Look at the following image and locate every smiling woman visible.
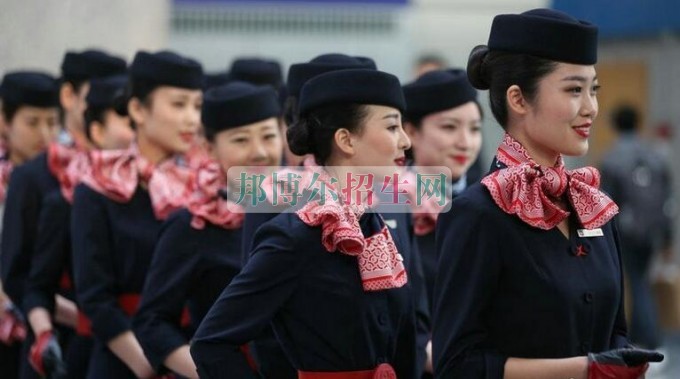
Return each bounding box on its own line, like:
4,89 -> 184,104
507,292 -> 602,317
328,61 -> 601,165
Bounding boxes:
70,50 -> 204,379
190,69 -> 423,378
433,8 -> 664,379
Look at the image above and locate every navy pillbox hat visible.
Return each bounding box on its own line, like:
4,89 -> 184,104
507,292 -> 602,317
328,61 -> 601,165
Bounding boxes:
130,50 -> 204,90
202,81 -> 281,133
86,75 -> 128,109
403,69 -> 477,120
488,8 -> 598,64
61,49 -> 127,82
298,69 -> 405,116
287,53 -> 377,98
203,71 -> 230,90
0,71 -> 59,108
229,58 -> 283,88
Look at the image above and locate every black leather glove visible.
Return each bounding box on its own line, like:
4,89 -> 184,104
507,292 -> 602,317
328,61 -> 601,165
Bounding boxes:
588,348 -> 664,379
29,330 -> 67,379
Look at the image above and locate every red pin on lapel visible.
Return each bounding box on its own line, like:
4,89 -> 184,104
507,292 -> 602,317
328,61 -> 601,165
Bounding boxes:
575,244 -> 588,257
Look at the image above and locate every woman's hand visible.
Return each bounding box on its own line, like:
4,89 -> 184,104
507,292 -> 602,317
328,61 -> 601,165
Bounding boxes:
587,348 -> 664,379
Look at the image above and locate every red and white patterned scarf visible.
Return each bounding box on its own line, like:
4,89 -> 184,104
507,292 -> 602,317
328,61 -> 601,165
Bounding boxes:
295,170 -> 407,292
481,133 -> 619,230
187,160 -> 244,230
82,144 -> 194,220
47,143 -> 92,204
185,141 -> 211,170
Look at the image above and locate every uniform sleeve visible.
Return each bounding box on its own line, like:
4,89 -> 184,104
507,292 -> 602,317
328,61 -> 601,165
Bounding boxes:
71,183 -> 129,342
432,196 -> 507,379
134,212 -> 200,372
609,219 -> 630,349
240,212 -> 277,266
23,192 -> 71,314
0,166 -> 40,306
190,217 -> 307,379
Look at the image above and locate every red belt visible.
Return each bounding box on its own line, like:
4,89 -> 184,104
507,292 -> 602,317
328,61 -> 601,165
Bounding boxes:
59,271 -> 73,291
298,363 -> 396,379
77,294 -> 191,336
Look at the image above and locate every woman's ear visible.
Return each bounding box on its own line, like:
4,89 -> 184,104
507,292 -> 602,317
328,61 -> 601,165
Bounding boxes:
89,121 -> 105,148
127,98 -> 146,127
59,83 -> 77,112
506,84 -> 529,116
333,128 -> 355,157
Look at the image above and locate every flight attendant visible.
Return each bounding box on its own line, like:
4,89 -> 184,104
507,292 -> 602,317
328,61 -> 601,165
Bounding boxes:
0,70 -> 60,379
191,68 -> 420,378
1,51 -> 126,379
433,9 -> 664,379
71,50 -> 202,379
134,81 -> 283,378
23,73 -> 133,379
401,68 -> 482,310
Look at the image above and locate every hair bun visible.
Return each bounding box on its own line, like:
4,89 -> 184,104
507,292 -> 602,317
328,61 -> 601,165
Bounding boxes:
286,119 -> 314,156
467,45 -> 491,90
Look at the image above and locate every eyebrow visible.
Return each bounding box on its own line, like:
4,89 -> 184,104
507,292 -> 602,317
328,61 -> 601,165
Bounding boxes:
561,75 -> 598,82
382,113 -> 400,120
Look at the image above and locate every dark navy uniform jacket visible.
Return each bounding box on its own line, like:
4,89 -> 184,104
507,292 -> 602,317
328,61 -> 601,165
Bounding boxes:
191,210 -> 420,379
432,161 -> 628,378
133,209 -> 242,372
23,190 -> 73,315
417,177 -> 468,312
1,153 -> 58,307
241,203 -> 430,377
416,231 -> 436,314
71,183 -> 162,344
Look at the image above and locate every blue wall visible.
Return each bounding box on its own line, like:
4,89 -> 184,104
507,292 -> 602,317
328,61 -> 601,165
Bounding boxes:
552,0 -> 680,39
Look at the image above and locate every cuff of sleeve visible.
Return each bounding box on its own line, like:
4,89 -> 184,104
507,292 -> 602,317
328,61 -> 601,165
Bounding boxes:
140,327 -> 188,372
190,341 -> 258,379
22,292 -> 55,316
486,353 -> 508,379
89,309 -> 131,343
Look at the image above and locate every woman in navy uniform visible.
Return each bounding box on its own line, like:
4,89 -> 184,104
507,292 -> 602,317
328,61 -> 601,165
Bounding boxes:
0,71 -> 60,379
242,55 -> 430,378
191,68 -> 420,378
433,9 -> 664,379
23,74 -> 132,379
1,51 -> 126,379
401,68 -> 482,311
134,81 -> 283,378
401,68 -> 483,377
70,50 -> 202,379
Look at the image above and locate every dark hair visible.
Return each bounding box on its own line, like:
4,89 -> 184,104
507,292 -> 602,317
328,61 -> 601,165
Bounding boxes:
283,96 -> 298,127
1,101 -> 21,123
611,105 -> 639,133
287,104 -> 368,165
84,106 -> 108,143
467,45 -> 558,127
128,78 -> 159,106
120,78 -> 159,130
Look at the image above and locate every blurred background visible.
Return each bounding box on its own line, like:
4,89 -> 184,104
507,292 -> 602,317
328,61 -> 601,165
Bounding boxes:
1,0 -> 679,376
